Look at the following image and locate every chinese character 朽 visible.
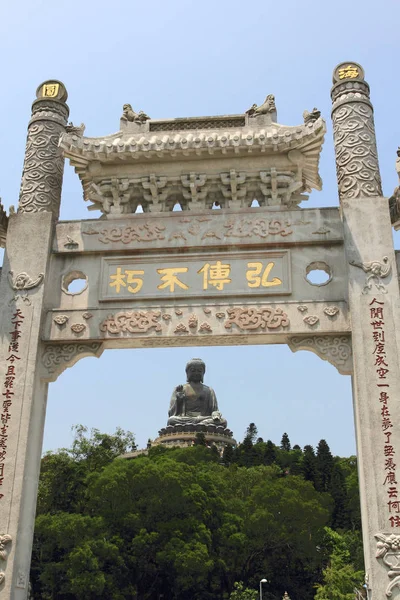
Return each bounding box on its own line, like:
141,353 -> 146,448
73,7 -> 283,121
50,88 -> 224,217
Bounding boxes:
246,262 -> 282,288
157,267 -> 189,292
109,268 -> 145,294
198,261 -> 231,291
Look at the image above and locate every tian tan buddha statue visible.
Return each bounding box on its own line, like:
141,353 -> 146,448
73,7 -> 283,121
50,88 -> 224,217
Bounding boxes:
167,358 -> 227,428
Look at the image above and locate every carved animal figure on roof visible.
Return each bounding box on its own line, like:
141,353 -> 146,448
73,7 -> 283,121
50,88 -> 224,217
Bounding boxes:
246,94 -> 276,116
0,199 -> 8,248
65,122 -> 86,136
303,107 -> 321,124
121,103 -> 150,123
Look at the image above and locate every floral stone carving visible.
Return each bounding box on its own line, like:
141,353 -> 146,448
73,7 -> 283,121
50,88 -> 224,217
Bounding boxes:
71,323 -> 86,334
324,306 -> 339,317
53,314 -> 69,326
100,311 -> 162,335
224,306 -> 289,331
303,315 -> 319,326
288,335 -> 352,375
8,270 -> 44,304
375,533 -> 400,597
0,533 -> 12,585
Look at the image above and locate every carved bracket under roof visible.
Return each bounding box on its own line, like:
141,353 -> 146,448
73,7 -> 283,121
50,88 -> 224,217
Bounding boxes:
41,342 -> 104,382
288,334 -> 352,375
59,103 -> 326,217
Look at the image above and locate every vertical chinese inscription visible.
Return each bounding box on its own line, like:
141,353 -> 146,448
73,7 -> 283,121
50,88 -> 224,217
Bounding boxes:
368,298 -> 399,528
0,308 -> 24,502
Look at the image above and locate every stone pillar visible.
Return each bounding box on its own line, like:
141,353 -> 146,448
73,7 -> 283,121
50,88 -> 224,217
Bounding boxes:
331,62 -> 382,200
0,81 -> 68,599
332,63 -> 400,599
18,80 -> 69,218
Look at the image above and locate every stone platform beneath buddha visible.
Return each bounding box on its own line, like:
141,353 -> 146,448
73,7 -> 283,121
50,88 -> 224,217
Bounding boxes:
156,424 -> 236,449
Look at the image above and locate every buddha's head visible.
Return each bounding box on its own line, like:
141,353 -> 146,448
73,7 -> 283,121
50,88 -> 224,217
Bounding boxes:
186,358 -> 205,383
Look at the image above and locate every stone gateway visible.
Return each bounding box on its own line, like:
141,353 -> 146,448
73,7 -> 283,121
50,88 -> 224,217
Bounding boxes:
0,63 -> 399,598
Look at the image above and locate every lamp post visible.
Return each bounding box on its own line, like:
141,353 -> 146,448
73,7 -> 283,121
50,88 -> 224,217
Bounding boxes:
259,578 -> 267,599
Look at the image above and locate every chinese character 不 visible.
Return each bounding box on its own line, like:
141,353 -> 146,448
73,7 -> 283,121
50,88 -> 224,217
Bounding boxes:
246,262 -> 282,288
157,268 -> 189,292
109,268 -> 145,294
198,261 -> 231,291
338,65 -> 359,79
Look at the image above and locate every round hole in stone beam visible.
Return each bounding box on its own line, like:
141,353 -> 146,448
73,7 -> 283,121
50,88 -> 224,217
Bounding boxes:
62,271 -> 88,295
305,262 -> 332,286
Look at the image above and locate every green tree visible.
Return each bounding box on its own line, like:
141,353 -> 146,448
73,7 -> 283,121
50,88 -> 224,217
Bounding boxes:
245,423 -> 258,443
229,581 -> 258,600
314,528 -> 364,600
280,432 -> 291,452
222,443 -> 235,466
264,440 -> 277,465
302,445 -> 318,487
316,440 -> 334,493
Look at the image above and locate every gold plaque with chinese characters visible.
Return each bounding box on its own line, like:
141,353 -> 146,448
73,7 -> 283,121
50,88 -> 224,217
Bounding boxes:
42,83 -> 60,98
332,62 -> 364,84
99,251 -> 291,301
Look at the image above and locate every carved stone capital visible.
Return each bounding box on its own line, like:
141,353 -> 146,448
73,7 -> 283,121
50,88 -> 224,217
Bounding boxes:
331,63 -> 382,201
288,334 -> 352,375
375,532 -> 400,597
0,534 -> 12,586
41,342 -> 103,382
18,80 -> 69,218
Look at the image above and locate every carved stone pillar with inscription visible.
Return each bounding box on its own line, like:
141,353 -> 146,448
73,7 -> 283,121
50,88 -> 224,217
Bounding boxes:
332,63 -> 400,599
18,80 -> 69,219
331,62 -> 382,201
0,82 -> 68,600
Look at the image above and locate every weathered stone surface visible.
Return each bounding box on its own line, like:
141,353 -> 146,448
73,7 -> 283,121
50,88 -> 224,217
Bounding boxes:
331,62 -> 382,201
18,81 -> 69,218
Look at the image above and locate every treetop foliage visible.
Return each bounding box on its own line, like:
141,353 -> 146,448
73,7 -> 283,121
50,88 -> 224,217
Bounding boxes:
31,425 -> 364,600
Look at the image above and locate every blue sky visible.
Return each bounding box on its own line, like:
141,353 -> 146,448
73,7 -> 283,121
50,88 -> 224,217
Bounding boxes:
1,0 -> 399,456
